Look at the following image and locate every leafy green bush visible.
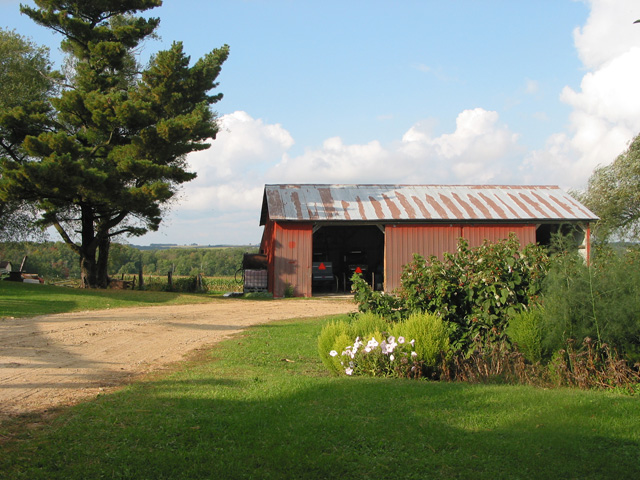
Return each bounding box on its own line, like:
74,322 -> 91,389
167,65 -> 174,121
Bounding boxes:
506,308 -> 544,363
351,274 -> 404,320
352,235 -> 549,353
391,312 -> 450,367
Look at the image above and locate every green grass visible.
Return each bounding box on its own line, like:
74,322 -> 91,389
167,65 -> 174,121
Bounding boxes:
1,315 -> 639,479
0,280 -> 222,318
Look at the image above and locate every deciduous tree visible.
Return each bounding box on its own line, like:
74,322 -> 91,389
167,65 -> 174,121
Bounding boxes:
581,133 -> 640,241
0,0 -> 229,287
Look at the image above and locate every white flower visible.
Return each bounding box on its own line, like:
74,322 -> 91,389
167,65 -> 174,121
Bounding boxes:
387,336 -> 395,344
411,351 -> 417,358
398,336 -> 405,344
367,337 -> 379,348
345,367 -> 353,375
380,340 -> 388,354
389,354 -> 395,361
329,350 -> 338,357
410,339 -> 415,346
364,346 -> 372,353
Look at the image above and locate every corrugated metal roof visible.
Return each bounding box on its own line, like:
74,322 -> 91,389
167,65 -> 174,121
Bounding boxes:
260,184 -> 598,225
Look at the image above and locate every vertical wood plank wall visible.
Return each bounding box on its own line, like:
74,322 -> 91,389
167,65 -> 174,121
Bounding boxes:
384,225 -> 461,292
462,224 -> 536,248
385,224 -> 537,292
273,222 -> 313,297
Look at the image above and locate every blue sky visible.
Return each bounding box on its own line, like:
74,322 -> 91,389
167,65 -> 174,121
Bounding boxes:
2,1 -> 640,246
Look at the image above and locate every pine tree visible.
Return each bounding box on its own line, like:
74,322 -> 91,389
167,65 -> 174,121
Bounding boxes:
0,1 -> 229,287
0,28 -> 55,241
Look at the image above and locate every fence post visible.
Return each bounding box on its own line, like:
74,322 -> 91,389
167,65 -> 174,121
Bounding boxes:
167,270 -> 173,290
138,267 -> 144,290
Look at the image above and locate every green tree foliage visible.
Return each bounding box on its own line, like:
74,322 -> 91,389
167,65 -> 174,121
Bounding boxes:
0,1 -> 229,288
0,28 -> 56,241
0,241 -> 252,279
581,133 -> 640,241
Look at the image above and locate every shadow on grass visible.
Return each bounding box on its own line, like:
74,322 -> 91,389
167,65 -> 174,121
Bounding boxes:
2,316 -> 639,480
3,372 -> 639,479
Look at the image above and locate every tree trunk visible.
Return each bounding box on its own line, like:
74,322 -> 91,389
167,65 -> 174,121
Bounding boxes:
78,239 -> 111,288
79,249 -> 98,288
96,235 -> 111,288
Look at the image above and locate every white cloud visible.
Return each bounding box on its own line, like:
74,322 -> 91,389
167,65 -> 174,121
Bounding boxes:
573,0 -> 640,69
267,108 -> 522,186
400,108 -> 522,184
523,0 -> 640,188
179,111 -> 293,212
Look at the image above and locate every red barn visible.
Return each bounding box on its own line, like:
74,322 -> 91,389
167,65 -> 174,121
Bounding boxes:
259,184 -> 598,298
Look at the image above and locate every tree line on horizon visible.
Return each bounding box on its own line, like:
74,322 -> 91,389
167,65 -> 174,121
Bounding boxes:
0,242 -> 256,280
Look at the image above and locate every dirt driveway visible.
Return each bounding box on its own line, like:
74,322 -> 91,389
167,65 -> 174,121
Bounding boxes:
0,297 -> 356,421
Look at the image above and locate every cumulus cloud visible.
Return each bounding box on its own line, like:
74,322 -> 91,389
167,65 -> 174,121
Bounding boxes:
267,108 -> 522,186
179,111 -> 293,212
400,108 -> 523,184
524,0 -> 640,188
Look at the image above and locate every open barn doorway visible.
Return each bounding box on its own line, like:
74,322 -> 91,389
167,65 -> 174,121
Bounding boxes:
312,225 -> 385,294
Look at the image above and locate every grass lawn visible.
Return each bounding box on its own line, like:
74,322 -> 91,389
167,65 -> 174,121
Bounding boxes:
1,313 -> 639,479
0,280 -> 223,318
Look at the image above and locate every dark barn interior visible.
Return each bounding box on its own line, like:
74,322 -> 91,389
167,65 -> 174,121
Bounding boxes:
312,224 -> 384,293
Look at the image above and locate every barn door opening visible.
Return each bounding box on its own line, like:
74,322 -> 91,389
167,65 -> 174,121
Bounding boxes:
312,225 -> 384,294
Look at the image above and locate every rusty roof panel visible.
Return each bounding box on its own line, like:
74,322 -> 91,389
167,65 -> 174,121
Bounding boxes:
260,185 -> 598,224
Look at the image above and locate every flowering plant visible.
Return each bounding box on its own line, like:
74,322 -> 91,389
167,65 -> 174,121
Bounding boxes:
332,334 -> 424,378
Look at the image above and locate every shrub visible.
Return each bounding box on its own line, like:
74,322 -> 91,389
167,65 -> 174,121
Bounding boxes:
318,320 -> 353,375
349,311 -> 389,339
400,236 -> 549,351
336,333 -> 423,378
351,235 -> 549,353
351,274 -> 404,320
540,244 -> 640,363
172,276 -> 198,293
391,312 -> 450,368
506,308 -> 544,363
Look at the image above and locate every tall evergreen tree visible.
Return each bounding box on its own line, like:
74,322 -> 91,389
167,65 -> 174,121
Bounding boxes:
0,28 -> 55,241
0,0 -> 228,287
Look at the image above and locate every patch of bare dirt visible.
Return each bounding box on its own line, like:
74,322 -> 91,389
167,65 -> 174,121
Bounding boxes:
0,297 -> 356,422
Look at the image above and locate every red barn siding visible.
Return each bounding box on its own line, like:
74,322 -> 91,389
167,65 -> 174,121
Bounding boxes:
384,224 -> 537,292
260,220 -> 276,296
462,224 -> 536,247
384,225 -> 461,292
271,222 -> 312,297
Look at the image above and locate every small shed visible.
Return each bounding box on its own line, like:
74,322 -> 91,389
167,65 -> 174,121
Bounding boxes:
259,184 -> 598,298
